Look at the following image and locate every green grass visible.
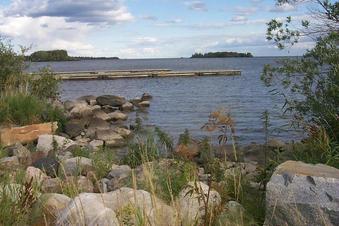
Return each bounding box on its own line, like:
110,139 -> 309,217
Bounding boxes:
0,94 -> 43,125
91,147 -> 117,179
0,93 -> 66,128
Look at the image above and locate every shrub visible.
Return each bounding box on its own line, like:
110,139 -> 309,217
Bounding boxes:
0,93 -> 66,128
91,147 -> 116,179
123,135 -> 160,168
30,68 -> 60,100
0,94 -> 43,125
0,37 -> 26,95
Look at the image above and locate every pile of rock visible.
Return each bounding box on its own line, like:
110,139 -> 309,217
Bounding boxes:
61,93 -> 152,150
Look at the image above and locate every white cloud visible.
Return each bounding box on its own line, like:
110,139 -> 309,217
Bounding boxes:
135,37 -> 158,45
231,16 -> 248,23
0,15 -> 94,56
5,0 -> 134,24
185,1 -> 208,12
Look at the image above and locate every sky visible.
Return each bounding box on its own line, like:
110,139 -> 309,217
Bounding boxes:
0,0 -> 320,58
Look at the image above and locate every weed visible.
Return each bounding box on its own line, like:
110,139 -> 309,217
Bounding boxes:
91,147 -> 116,179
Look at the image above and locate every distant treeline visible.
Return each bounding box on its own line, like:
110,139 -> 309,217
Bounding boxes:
27,50 -> 119,62
191,51 -> 253,58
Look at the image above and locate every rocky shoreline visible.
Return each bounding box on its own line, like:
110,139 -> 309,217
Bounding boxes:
0,93 -> 338,226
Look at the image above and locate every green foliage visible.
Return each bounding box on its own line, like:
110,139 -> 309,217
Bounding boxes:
292,128 -> 339,168
29,50 -> 72,62
191,51 -> 253,58
263,0 -> 339,167
178,129 -> 191,145
91,147 -> 116,179
216,169 -> 265,225
41,104 -> 67,131
155,127 -> 173,152
0,37 -> 26,94
0,94 -> 43,125
72,147 -> 90,158
30,68 -> 60,100
0,93 -> 66,127
0,170 -> 40,226
153,160 -> 196,202
124,135 -> 160,168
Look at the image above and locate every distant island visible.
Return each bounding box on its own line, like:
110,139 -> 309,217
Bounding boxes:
191,51 -> 253,58
28,50 -> 119,62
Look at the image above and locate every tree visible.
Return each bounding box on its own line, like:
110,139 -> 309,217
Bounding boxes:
0,37 -> 27,94
262,0 -> 338,165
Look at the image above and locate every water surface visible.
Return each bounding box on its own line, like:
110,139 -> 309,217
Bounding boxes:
29,57 -> 301,144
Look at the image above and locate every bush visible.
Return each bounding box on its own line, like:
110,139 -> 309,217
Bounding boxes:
30,68 -> 60,100
123,135 -> 160,168
0,93 -> 66,127
0,38 -> 26,94
0,94 -> 43,125
91,147 -> 116,179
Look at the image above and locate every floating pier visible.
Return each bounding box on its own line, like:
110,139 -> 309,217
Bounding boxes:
52,69 -> 241,80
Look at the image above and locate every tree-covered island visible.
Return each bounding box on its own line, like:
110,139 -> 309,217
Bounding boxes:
191,51 -> 253,58
28,50 -> 119,62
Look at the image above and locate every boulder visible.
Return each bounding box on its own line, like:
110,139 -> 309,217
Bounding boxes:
64,100 -> 76,111
138,100 -> 150,107
37,135 -> 76,155
178,181 -> 221,225
105,139 -> 126,148
121,102 -> 134,111
41,178 -> 62,193
86,118 -> 111,138
265,161 -> 339,226
9,143 -> 32,167
106,165 -> 131,191
141,93 -> 152,101
64,119 -> 87,138
25,166 -> 49,184
130,98 -> 142,106
77,95 -> 97,106
69,102 -> 93,118
101,105 -> 119,113
107,111 -> 128,121
0,122 -> 58,147
0,156 -> 20,171
33,157 -> 59,177
89,140 -> 104,151
31,193 -> 71,226
113,127 -> 132,138
57,187 -> 176,226
60,157 -> 93,176
93,110 -> 111,121
95,129 -> 124,143
96,95 -> 126,107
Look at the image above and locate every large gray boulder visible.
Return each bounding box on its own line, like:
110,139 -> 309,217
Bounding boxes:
37,135 -> 76,155
59,157 -> 93,176
64,118 -> 88,138
106,165 -> 131,191
9,143 -> 32,167
69,102 -> 93,118
57,187 -> 176,226
96,95 -> 126,107
265,161 -> 339,226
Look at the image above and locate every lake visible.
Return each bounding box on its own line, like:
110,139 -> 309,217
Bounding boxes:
29,57 -> 302,144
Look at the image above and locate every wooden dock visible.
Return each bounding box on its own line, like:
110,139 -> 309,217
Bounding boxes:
52,69 -> 241,80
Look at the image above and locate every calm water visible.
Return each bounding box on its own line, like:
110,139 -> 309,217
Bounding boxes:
29,57 -> 301,144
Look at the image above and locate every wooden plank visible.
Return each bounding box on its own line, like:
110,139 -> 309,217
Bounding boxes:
54,69 -> 241,80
